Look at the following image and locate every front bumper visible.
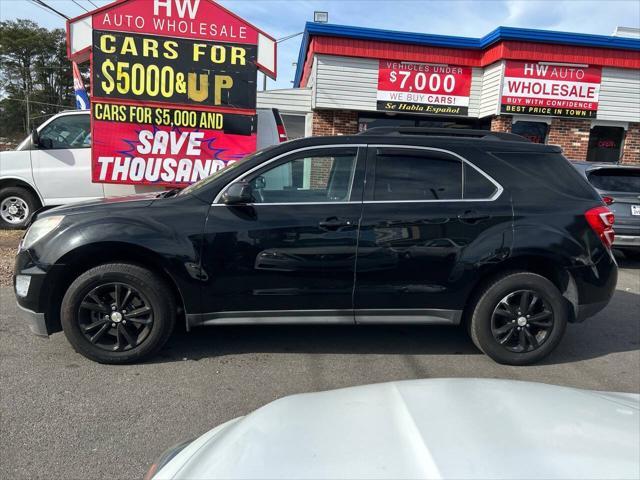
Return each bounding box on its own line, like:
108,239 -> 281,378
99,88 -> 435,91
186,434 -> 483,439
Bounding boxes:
14,248 -> 60,336
16,302 -> 48,337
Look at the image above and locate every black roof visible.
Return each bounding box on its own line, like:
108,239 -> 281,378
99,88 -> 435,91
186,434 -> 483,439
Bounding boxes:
280,129 -> 563,153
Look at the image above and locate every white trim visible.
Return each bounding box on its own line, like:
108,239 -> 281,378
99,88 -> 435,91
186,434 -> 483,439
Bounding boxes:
214,144 -> 504,205
590,120 -> 629,130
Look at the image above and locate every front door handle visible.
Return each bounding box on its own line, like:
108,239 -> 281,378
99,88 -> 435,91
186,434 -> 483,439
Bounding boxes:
458,210 -> 490,224
319,217 -> 353,230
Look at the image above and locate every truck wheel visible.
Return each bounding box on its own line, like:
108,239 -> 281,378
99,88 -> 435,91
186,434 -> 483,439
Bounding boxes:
469,272 -> 568,366
61,263 -> 176,364
0,186 -> 39,229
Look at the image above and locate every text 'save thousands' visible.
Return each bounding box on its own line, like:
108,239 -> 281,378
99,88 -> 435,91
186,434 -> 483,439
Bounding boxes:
91,103 -> 256,185
377,60 -> 473,115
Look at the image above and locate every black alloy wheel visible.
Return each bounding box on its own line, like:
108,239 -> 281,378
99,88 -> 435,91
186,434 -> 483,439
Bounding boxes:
490,290 -> 554,353
61,263 -> 176,364
469,271 -> 568,365
78,282 -> 154,352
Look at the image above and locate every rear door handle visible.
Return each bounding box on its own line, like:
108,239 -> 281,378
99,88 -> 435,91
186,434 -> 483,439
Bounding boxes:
458,210 -> 490,224
319,217 -> 353,230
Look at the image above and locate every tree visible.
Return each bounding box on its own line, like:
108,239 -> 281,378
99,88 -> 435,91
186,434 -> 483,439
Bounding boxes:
0,19 -> 79,141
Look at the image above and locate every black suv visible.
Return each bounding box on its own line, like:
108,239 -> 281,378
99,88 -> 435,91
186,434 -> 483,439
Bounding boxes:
14,128 -> 617,365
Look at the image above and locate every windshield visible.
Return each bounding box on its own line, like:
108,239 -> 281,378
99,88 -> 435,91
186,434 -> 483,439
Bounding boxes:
588,169 -> 640,193
178,150 -> 264,197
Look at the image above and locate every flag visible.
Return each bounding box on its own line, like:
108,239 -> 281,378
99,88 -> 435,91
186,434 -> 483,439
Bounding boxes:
72,62 -> 90,110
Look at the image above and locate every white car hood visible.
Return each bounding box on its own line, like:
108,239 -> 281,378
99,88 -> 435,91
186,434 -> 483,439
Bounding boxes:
156,378 -> 640,479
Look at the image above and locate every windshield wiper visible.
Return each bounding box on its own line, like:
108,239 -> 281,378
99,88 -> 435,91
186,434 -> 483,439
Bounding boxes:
158,188 -> 181,198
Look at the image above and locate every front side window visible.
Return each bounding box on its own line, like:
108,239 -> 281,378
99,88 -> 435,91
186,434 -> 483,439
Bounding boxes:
37,115 -> 91,149
373,149 -> 462,201
250,149 -> 358,203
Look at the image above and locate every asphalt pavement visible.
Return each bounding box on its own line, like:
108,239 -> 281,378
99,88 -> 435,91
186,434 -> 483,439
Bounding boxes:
1,257 -> 639,479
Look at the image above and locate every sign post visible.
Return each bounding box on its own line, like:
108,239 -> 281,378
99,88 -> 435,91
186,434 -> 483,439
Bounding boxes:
66,0 -> 276,186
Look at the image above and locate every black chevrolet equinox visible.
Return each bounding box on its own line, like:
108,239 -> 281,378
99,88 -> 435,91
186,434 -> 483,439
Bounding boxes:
14,128 -> 618,365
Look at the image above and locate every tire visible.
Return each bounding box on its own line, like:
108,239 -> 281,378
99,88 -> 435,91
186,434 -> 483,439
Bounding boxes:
61,263 -> 176,364
0,186 -> 39,229
469,272 -> 568,366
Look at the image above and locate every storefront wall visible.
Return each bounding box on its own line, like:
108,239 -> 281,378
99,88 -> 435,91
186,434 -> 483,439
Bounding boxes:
304,54 -> 640,164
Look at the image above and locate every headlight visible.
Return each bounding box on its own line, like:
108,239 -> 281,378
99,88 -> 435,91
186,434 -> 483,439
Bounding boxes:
21,216 -> 64,250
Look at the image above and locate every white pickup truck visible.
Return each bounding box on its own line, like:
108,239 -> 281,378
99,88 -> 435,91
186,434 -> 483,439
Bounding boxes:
0,108 -> 286,228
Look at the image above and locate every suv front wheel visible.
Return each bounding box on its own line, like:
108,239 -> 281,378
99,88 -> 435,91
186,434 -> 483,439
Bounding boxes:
61,263 -> 176,364
469,272 -> 568,365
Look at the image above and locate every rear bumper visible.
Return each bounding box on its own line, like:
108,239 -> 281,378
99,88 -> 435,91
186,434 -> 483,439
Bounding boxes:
569,249 -> 618,322
575,299 -> 610,322
614,235 -> 640,248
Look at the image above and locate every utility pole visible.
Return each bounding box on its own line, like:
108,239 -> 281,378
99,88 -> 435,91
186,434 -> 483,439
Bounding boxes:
25,91 -> 30,134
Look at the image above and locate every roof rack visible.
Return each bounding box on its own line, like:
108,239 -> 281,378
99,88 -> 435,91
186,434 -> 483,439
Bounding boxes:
357,127 -> 530,142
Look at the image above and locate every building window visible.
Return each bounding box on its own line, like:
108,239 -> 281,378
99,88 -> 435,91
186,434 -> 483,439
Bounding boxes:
512,121 -> 549,144
281,114 -> 306,139
587,126 -> 625,163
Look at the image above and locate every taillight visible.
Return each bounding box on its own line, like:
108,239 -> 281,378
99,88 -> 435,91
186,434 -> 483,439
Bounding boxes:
277,123 -> 288,142
601,196 -> 615,205
585,206 -> 615,249
272,109 -> 288,142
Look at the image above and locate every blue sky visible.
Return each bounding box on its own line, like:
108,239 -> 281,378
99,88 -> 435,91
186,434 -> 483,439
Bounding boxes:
2,0 -> 639,88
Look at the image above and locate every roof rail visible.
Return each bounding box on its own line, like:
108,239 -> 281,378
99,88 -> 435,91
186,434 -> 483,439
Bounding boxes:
357,127 -> 530,142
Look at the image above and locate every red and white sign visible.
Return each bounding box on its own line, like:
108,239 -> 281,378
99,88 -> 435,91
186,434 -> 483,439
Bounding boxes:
501,61 -> 602,118
67,0 -> 276,187
92,0 -> 258,44
92,117 -> 256,186
377,60 -> 473,115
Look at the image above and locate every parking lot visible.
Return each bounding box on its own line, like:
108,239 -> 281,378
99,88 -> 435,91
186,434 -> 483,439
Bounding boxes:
0,253 -> 637,479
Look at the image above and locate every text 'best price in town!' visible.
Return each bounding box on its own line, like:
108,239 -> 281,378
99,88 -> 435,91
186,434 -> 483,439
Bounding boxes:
67,0 -> 276,186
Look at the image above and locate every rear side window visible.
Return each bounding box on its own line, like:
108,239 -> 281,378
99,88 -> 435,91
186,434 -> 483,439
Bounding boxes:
374,149 -> 462,201
588,169 -> 640,193
464,164 -> 498,199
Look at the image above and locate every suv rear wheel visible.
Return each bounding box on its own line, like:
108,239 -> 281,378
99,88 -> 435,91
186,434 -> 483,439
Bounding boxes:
0,186 -> 39,229
61,263 -> 176,364
469,272 -> 568,365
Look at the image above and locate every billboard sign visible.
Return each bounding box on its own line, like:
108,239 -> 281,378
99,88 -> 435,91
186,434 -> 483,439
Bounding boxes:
92,102 -> 255,185
501,61 -> 602,118
67,0 -> 275,187
377,60 -> 473,116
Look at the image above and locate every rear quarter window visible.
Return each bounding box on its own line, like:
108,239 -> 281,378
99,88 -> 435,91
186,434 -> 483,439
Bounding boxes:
490,151 -> 600,200
587,169 -> 640,193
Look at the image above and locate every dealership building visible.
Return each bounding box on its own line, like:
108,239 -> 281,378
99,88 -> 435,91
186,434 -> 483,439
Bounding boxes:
258,23 -> 640,163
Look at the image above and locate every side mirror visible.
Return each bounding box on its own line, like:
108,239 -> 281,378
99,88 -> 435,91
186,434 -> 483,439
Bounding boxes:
30,128 -> 40,149
222,181 -> 254,205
